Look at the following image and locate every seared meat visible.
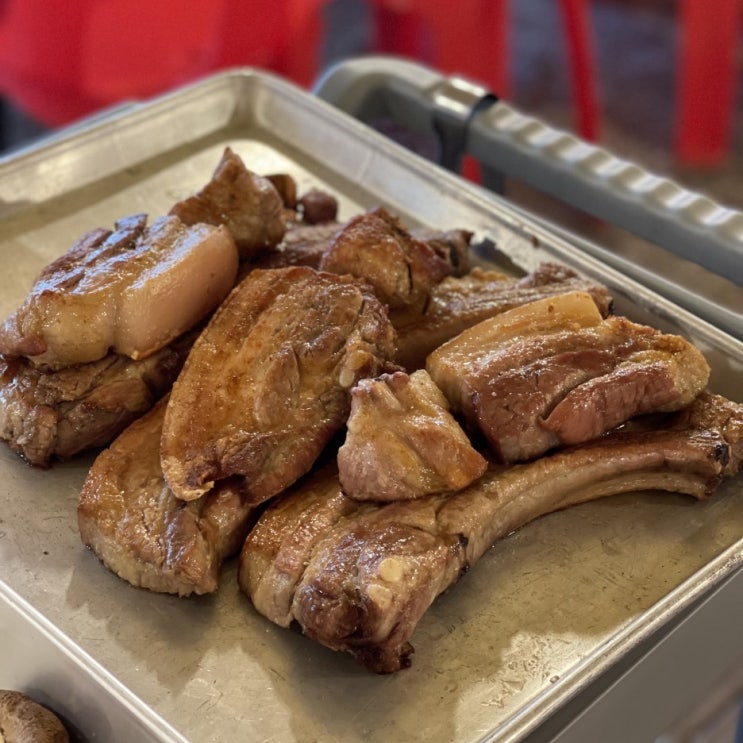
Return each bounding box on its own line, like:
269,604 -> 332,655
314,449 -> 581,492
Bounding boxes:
428,291 -> 710,462
674,391 -> 743,476
249,221 -> 342,272
241,392 -> 741,673
0,213 -> 237,369
79,398 -> 254,596
298,188 -> 339,224
319,208 -> 452,311
238,463 -> 359,626
338,370 -> 487,501
169,147 -> 286,259
393,263 -> 614,370
161,266 -> 396,503
410,227 -> 472,277
0,332 -> 193,467
265,173 -> 298,210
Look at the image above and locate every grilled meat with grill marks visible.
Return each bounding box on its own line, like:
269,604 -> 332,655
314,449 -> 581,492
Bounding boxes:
0,214 -> 237,370
79,398 -> 254,596
240,391 -> 741,673
428,291 -> 710,462
338,370 -> 487,501
161,266 -> 396,503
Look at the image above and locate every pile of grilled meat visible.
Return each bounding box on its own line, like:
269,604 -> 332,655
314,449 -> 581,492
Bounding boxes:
1,148 -> 741,674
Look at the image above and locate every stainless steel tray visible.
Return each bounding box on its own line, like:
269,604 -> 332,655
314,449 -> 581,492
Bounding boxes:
0,68 -> 741,743
0,581 -> 188,742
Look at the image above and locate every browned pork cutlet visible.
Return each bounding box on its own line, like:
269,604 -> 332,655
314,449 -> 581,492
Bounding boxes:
169,147 -> 286,259
392,263 -> 614,370
428,291 -> 711,462
161,266 -> 397,504
0,213 -> 238,370
0,331 -> 194,467
79,398 -> 254,596
319,207 -> 452,311
240,392 -> 741,673
338,370 -> 487,501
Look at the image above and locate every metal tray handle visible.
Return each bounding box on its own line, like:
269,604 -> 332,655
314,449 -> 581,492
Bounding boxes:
315,57 -> 743,289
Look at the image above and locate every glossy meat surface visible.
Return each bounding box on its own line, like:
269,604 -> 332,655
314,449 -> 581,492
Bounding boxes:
241,392 -> 740,672
78,399 -> 254,596
338,370 -> 487,501
0,332 -> 193,467
319,208 -> 452,311
393,263 -> 614,370
0,213 -> 238,369
428,291 -> 710,462
161,266 -> 396,503
169,147 -> 286,259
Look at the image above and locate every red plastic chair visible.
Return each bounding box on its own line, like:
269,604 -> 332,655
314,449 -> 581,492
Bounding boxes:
676,0 -> 742,167
370,0 -> 599,181
0,0 -> 324,128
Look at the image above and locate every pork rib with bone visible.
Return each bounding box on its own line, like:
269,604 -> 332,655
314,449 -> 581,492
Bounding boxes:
240,391 -> 742,673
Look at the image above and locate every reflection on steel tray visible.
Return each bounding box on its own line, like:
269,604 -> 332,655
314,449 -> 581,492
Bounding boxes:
0,66 -> 741,743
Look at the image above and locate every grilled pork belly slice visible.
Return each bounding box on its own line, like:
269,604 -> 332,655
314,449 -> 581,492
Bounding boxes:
319,208 -> 452,312
241,392 -> 741,673
0,332 -> 193,467
79,399 -> 254,596
0,213 -> 238,369
338,370 -> 487,501
428,291 -> 710,462
169,147 -> 286,259
393,263 -> 614,370
161,266 -> 396,503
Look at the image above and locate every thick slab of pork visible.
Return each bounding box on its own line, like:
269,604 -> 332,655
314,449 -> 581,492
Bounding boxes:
319,208 -> 452,312
338,370 -> 487,501
393,263 -> 614,370
428,291 -> 711,462
0,332 -> 193,467
0,213 -> 238,369
240,391 -> 741,672
169,147 -> 286,259
161,266 -> 396,503
79,398 -> 254,596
